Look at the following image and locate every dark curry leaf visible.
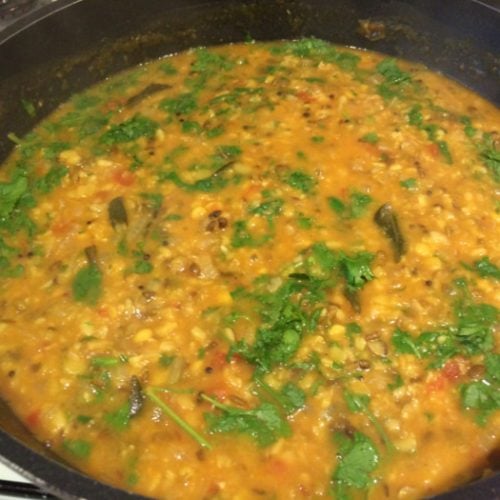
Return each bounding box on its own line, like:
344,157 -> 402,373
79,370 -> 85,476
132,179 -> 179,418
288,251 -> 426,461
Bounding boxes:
374,203 -> 406,262
108,197 -> 129,229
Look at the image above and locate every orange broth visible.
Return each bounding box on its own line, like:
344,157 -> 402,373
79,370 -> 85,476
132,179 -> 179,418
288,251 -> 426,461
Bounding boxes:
0,40 -> 498,499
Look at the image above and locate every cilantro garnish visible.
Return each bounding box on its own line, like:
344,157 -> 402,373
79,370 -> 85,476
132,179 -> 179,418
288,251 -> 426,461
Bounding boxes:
331,431 -> 379,499
392,290 -> 498,369
72,263 -> 102,305
285,170 -> 316,194
328,191 -> 373,219
203,394 -> 291,447
376,58 -> 412,99
407,105 -> 453,164
465,256 -> 500,280
100,115 -> 159,145
461,353 -> 500,425
344,391 -> 393,451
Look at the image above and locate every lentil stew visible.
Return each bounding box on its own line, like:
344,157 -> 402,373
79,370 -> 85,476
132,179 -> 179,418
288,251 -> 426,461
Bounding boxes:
0,39 -> 499,499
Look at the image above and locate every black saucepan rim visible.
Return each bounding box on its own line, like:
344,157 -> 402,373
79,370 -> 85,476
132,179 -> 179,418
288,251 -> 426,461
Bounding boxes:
0,1 -> 498,498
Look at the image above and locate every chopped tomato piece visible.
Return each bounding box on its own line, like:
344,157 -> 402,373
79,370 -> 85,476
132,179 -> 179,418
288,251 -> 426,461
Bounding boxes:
112,169 -> 135,186
26,409 -> 40,428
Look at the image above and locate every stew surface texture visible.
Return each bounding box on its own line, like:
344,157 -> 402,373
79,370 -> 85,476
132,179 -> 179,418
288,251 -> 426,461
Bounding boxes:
0,40 -> 499,499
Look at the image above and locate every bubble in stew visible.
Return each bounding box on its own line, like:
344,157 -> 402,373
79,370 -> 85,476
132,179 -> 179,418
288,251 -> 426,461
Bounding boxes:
0,39 -> 499,499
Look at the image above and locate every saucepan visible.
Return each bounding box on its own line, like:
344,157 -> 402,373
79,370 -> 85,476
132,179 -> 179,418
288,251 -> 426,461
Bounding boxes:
0,0 -> 498,498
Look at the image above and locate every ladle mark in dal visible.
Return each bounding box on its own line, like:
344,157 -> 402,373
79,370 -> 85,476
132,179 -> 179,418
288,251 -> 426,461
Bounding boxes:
0,39 -> 498,499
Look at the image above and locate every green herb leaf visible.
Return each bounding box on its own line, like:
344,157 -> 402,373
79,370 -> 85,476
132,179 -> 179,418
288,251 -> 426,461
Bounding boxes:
160,93 -> 198,115
35,165 -> 68,194
231,220 -> 272,248
360,132 -> 379,144
331,431 -> 379,497
146,388 -> 211,449
63,439 -> 92,459
328,191 -> 372,219
72,263 -> 102,306
468,256 -> 500,280
400,178 -> 417,189
285,170 -> 316,194
392,329 -> 421,358
0,175 -> 28,220
340,252 -> 375,291
203,395 -> 291,447
100,115 -> 159,145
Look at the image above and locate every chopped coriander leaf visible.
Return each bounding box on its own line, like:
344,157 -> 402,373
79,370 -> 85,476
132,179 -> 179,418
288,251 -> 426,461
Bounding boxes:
311,135 -> 325,143
105,403 -> 132,431
248,198 -> 284,218
460,116 -> 476,138
100,115 -> 159,145
21,98 -> 36,117
160,93 -> 198,115
392,329 -> 421,358
331,431 -> 379,498
159,353 -> 175,367
90,356 -> 123,368
297,213 -> 313,229
479,132 -> 500,183
140,192 -> 164,212
285,170 -> 316,194
229,270 -> 330,372
159,61 -> 178,75
256,379 -> 306,416
165,213 -> 183,221
43,141 -> 70,160
456,356 -> 498,424
349,192 -> 373,218
35,165 -> 69,194
72,263 -> 102,305
400,178 -> 417,189
343,390 -> 393,450
131,254 -> 153,274
182,121 -> 202,134
407,105 -> 453,164
0,175 -> 28,220
231,220 -> 272,248
392,297 -> 498,368
274,38 -> 360,71
437,140 -> 453,164
159,170 -> 230,193
72,93 -> 101,110
146,388 -> 211,449
340,251 -> 375,291
485,353 -> 500,382
63,439 -> 92,459
328,196 -> 346,215
203,394 -> 291,447
328,191 -> 372,219
377,58 -> 411,85
360,132 -> 379,144
465,256 -> 500,281
376,58 -> 412,99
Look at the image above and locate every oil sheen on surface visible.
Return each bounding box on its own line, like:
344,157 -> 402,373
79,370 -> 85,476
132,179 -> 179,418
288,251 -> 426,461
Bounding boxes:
0,40 -> 498,499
